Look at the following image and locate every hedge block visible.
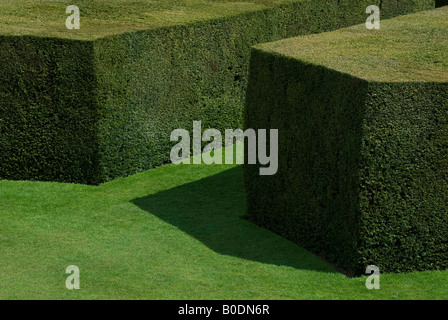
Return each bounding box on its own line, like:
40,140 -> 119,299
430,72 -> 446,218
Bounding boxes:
0,0 -> 436,184
244,7 -> 448,275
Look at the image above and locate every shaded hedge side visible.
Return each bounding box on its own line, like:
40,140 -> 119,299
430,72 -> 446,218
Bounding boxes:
244,48 -> 448,275
436,0 -> 448,7
244,49 -> 369,274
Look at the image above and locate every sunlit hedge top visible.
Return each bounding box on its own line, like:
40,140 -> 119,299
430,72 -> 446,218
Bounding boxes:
255,6 -> 448,82
0,0 -> 302,40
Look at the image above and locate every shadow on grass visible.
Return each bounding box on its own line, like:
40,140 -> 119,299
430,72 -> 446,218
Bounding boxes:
132,166 -> 337,273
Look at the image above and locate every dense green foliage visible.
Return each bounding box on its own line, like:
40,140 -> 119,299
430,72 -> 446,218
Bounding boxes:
0,37 -> 100,184
357,82 -> 448,274
0,0 -> 435,184
244,8 -> 448,275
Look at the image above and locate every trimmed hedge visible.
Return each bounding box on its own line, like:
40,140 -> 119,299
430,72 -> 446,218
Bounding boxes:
244,7 -> 448,275
0,37 -> 101,184
0,0 -> 436,184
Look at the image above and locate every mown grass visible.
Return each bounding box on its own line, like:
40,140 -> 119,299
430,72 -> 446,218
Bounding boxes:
0,146 -> 447,299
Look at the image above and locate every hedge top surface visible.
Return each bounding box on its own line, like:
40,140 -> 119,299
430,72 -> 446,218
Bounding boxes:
255,7 -> 448,82
0,0 -> 300,40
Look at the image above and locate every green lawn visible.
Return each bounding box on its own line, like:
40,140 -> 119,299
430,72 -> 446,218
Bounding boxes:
0,148 -> 447,299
